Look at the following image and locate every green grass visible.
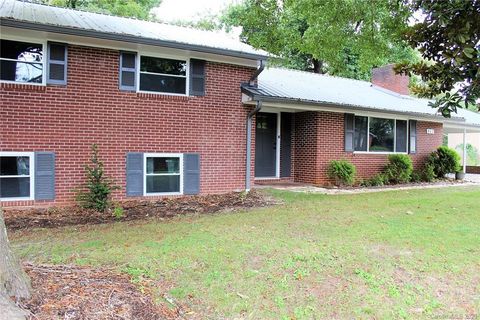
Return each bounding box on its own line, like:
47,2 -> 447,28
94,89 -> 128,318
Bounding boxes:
10,187 -> 480,319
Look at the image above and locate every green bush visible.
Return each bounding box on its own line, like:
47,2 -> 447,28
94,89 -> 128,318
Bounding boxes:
327,160 -> 356,186
76,144 -> 118,212
410,170 -> 422,183
426,146 -> 461,178
361,173 -> 388,187
422,162 -> 436,182
384,154 -> 413,184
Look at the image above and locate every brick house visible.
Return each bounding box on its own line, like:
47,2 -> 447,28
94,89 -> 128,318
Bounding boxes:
1,0 -> 480,207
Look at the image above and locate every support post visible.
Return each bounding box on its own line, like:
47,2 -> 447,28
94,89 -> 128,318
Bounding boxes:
463,128 -> 467,174
246,101 -> 262,192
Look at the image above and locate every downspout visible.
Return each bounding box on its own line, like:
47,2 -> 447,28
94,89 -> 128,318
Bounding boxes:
245,60 -> 266,192
246,100 -> 262,192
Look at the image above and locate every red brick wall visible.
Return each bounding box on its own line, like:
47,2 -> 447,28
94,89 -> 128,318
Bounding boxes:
1,44 -> 256,207
371,64 -> 410,95
293,111 -> 443,185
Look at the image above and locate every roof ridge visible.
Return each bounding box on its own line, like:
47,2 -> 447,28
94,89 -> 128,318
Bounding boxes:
17,0 -> 230,36
267,66 -> 372,85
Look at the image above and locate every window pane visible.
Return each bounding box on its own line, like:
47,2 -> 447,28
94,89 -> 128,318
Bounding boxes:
396,120 -> 408,153
0,177 -> 30,198
49,43 -> 65,61
140,56 -> 186,76
121,71 -> 135,87
146,157 -> 180,174
122,53 -> 136,69
369,118 -> 394,152
140,73 -> 186,94
49,63 -> 65,81
0,60 -> 43,83
146,175 -> 180,193
354,116 -> 368,151
1,40 -> 43,61
0,156 -> 30,176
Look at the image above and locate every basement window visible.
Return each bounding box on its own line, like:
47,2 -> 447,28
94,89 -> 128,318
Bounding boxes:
0,152 -> 34,200
0,39 -> 44,84
139,56 -> 187,94
144,154 -> 183,195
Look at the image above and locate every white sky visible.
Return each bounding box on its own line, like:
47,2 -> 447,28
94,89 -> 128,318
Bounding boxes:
152,0 -> 240,23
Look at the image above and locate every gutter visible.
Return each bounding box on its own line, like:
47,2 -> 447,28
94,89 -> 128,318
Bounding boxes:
0,18 -> 269,61
245,60 -> 267,191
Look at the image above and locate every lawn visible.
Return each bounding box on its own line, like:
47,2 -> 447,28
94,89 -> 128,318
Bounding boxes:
10,187 -> 480,319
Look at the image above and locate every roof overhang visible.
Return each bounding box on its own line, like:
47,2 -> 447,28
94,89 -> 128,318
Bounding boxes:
0,18 -> 269,61
242,86 -> 480,131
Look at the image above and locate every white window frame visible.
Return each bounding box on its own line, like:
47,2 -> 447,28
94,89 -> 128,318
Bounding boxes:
353,116 -> 409,155
143,153 -> 183,196
0,37 -> 46,86
0,152 -> 35,201
137,53 -> 190,96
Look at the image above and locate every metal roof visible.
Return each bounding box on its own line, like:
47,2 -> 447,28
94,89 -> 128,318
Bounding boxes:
243,67 -> 480,128
0,0 -> 269,60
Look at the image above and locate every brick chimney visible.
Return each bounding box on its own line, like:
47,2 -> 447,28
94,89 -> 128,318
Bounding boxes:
371,64 -> 409,95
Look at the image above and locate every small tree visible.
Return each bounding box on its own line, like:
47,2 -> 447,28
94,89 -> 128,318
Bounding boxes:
76,144 -> 118,212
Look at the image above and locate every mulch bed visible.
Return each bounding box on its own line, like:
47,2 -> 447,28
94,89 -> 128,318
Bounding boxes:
19,263 -> 188,320
5,190 -> 275,231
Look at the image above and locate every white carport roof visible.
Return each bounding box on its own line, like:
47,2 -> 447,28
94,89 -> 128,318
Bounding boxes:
243,68 -> 480,132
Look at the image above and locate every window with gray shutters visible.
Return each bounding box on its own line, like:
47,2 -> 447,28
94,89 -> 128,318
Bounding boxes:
0,152 -> 34,200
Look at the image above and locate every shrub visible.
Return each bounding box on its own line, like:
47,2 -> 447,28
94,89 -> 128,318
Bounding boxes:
327,160 -> 356,186
384,154 -> 413,184
422,162 -> 436,182
76,144 -> 118,212
361,173 -> 388,187
410,170 -> 422,183
426,146 -> 461,178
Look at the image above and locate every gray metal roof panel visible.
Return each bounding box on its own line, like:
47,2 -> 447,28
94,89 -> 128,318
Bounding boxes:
243,67 -> 480,127
0,0 -> 269,60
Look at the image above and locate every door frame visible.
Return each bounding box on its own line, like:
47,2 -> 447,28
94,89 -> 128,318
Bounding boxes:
255,111 -> 281,179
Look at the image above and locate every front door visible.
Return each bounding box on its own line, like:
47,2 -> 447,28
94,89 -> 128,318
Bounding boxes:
255,112 -> 277,177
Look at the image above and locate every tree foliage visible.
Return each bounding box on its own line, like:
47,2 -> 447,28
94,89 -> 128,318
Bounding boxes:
222,0 -> 416,79
396,0 -> 480,116
76,144 -> 118,212
43,0 -> 161,19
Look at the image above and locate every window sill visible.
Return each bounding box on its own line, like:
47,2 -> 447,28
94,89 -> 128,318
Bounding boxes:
1,81 -> 47,92
0,197 -> 34,202
144,192 -> 183,197
353,151 -> 408,155
136,91 -> 190,101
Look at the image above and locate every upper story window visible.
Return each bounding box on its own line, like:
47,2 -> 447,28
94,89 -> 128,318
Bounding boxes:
0,39 -> 43,84
139,56 -> 187,94
354,116 -> 408,153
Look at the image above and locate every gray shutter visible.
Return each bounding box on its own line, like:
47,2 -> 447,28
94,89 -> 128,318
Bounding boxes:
120,52 -> 137,91
34,152 -> 55,200
183,153 -> 200,195
47,42 -> 67,85
409,120 -> 417,154
344,113 -> 355,152
189,59 -> 206,96
126,152 -> 143,196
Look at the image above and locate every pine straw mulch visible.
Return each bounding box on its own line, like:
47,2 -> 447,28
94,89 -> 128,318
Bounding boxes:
5,190 -> 276,231
20,263 -> 194,320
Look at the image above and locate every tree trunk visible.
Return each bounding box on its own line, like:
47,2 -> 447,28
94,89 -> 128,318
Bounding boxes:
312,58 -> 324,74
0,207 -> 31,319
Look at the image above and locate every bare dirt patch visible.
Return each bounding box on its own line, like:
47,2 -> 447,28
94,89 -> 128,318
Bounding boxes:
19,263 -> 188,320
5,190 -> 276,231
